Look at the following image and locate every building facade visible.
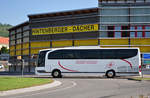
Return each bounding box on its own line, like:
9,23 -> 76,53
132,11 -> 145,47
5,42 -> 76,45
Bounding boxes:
9,0 -> 150,72
9,22 -> 31,72
98,0 -> 150,66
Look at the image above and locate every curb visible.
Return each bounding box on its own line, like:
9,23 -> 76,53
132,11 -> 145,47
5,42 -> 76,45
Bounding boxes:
127,78 -> 142,81
0,80 -> 62,96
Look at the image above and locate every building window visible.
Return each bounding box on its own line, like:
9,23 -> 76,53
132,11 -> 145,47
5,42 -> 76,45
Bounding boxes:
115,26 -> 121,30
107,25 -> 150,38
23,25 -> 29,31
130,26 -> 136,38
115,32 -> 121,38
108,32 -> 114,37
137,26 -> 142,30
122,26 -> 130,37
107,26 -> 129,38
136,26 -> 144,37
114,26 -> 121,38
108,26 -> 114,37
145,32 -> 150,37
16,28 -> 22,33
145,26 -> 150,37
130,26 -> 147,38
130,32 -> 136,37
137,32 -> 143,37
145,26 -> 150,30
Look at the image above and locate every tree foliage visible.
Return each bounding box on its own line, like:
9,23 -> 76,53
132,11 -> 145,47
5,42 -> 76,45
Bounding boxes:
0,22 -> 12,37
0,46 -> 9,54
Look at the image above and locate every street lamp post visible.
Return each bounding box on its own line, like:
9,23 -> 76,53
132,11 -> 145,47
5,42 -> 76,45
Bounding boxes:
22,59 -> 24,77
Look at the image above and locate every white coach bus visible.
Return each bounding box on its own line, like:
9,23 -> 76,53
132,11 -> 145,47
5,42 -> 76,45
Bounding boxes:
35,46 -> 141,78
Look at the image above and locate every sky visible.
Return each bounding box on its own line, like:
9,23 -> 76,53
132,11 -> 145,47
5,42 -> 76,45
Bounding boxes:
0,0 -> 98,26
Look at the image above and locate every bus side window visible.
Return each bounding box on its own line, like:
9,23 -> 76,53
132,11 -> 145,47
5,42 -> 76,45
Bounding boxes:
101,49 -> 116,59
61,50 -> 75,59
116,49 -> 138,59
48,51 -> 63,59
73,50 -> 81,59
116,50 -> 128,59
77,50 -> 100,59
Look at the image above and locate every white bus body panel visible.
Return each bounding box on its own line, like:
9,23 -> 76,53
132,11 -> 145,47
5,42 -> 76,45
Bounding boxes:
35,67 -> 50,75
45,56 -> 139,75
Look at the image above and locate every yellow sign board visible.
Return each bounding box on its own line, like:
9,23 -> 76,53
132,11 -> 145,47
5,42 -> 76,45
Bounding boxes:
32,24 -> 99,35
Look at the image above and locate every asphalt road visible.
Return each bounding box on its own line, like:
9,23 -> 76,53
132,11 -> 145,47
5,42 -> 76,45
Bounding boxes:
1,78 -> 150,98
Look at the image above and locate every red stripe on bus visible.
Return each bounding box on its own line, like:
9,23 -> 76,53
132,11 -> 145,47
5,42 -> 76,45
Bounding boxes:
121,59 -> 132,69
58,61 -> 78,72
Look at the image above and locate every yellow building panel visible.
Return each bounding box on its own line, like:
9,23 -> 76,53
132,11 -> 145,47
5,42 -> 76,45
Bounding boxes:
23,49 -> 29,55
31,41 -> 50,48
10,46 -> 15,51
74,39 -> 98,46
52,40 -> 73,48
101,46 -> 130,48
131,46 -> 150,53
100,38 -> 129,45
16,44 -> 21,50
23,43 -> 29,49
10,51 -> 15,56
101,46 -> 150,53
31,48 -> 46,55
16,50 -> 21,55
131,38 -> 150,45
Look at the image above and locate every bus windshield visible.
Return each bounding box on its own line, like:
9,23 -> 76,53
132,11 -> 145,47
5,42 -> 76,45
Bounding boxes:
37,50 -> 49,67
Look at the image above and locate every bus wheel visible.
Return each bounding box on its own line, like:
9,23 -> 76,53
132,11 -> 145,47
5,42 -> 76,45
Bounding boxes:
52,70 -> 62,78
106,70 -> 115,78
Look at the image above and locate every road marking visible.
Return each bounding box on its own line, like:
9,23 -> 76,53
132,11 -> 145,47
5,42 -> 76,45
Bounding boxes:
11,81 -> 77,98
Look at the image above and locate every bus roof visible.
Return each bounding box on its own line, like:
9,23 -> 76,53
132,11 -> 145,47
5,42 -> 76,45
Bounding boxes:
39,46 -> 140,52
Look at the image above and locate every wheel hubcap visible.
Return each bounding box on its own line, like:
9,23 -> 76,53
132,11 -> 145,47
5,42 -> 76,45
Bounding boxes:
108,71 -> 113,77
54,71 -> 59,76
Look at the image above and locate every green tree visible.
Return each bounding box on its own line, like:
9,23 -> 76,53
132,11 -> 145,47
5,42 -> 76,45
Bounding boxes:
0,22 -> 12,37
0,46 -> 8,54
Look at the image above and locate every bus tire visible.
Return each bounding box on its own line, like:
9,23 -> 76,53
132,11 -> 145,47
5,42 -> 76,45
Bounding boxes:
106,70 -> 116,78
52,69 -> 62,78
